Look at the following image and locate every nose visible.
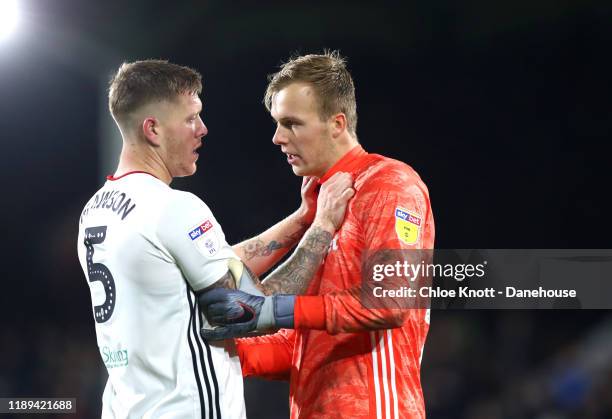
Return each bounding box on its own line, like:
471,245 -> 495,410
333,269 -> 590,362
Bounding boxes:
197,116 -> 208,138
272,125 -> 288,145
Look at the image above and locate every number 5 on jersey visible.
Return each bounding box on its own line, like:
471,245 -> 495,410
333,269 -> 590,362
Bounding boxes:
84,226 -> 116,323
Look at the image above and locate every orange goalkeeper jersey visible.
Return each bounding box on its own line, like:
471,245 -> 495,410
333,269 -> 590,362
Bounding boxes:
238,145 -> 435,419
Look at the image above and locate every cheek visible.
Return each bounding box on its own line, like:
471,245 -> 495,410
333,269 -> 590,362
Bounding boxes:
294,128 -> 317,153
305,132 -> 328,156
171,130 -> 191,153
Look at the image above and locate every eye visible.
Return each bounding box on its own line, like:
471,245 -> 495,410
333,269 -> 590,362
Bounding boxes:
282,120 -> 298,129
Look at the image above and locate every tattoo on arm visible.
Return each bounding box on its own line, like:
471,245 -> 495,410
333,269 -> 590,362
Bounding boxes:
285,220 -> 310,244
199,270 -> 236,293
240,220 -> 310,261
242,239 -> 283,260
262,226 -> 333,294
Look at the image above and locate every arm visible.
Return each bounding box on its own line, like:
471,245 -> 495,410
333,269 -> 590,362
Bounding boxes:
200,178 -> 434,339
235,329 -> 296,380
295,182 -> 435,334
231,172 -> 354,296
200,219 -> 333,292
199,172 -> 355,339
157,191 -> 245,293
259,224 -> 332,294
196,221 -> 335,340
232,177 -> 317,276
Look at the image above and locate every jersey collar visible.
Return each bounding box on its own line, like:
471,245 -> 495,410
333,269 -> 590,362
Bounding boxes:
106,171 -> 159,181
318,145 -> 368,184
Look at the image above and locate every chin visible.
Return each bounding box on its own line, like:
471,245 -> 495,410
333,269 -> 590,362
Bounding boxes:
293,166 -> 323,178
292,165 -> 314,177
174,165 -> 197,178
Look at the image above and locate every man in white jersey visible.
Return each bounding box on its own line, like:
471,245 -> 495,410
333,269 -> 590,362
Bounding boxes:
77,60 -> 354,419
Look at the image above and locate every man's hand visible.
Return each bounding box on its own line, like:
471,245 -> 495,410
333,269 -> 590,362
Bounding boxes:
313,172 -> 355,232
294,176 -> 319,226
199,288 -> 295,341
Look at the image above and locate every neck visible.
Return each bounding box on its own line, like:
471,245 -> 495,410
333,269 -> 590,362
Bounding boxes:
115,139 -> 172,185
321,132 -> 359,175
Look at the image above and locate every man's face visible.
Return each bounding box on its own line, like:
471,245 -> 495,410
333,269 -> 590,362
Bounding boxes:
270,82 -> 336,177
157,92 -> 208,178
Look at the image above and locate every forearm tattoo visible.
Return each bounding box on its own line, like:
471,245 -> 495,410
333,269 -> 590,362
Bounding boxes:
242,239 -> 283,260
201,270 -> 236,291
240,219 -> 310,261
262,226 -> 333,294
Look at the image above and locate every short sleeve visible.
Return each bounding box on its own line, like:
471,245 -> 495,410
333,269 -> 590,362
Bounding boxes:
157,191 -> 238,291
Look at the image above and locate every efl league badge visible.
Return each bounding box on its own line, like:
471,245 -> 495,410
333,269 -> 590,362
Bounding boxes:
203,237 -> 218,255
394,207 -> 421,245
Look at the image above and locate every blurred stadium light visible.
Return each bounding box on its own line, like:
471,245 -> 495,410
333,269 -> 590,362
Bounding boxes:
0,0 -> 19,41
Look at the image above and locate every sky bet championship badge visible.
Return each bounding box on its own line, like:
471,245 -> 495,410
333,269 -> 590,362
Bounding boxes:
395,206 -> 421,245
188,220 -> 220,257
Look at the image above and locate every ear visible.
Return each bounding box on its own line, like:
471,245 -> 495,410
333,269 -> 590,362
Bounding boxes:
142,117 -> 161,146
330,113 -> 347,139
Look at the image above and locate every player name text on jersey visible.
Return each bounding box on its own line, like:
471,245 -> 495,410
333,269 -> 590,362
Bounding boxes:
80,189 -> 136,223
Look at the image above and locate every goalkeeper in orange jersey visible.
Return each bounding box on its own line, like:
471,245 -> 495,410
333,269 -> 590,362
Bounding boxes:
199,51 -> 435,419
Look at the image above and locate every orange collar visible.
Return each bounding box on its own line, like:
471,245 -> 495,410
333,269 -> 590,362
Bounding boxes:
318,145 -> 368,184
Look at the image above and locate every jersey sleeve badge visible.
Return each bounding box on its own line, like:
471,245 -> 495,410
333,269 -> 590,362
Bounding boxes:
394,206 -> 422,245
188,220 -> 220,256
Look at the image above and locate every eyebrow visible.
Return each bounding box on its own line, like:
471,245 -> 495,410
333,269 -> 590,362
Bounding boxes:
275,116 -> 303,124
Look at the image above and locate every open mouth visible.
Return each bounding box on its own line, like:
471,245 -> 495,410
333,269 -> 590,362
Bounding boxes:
286,153 -> 300,164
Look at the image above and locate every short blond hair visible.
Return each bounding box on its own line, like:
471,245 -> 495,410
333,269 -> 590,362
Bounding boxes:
264,51 -> 357,136
108,59 -> 202,126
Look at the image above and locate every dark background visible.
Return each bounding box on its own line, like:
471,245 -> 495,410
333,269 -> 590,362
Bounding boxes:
1,0 -> 611,418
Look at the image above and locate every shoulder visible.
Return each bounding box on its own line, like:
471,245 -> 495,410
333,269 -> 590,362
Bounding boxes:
155,189 -> 221,245
162,189 -> 213,220
168,189 -> 206,207
355,153 -> 429,198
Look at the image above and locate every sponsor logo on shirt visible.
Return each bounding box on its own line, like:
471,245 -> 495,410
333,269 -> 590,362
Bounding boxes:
395,206 -> 422,245
188,220 -> 213,240
101,346 -> 129,369
395,208 -> 421,226
188,219 -> 220,257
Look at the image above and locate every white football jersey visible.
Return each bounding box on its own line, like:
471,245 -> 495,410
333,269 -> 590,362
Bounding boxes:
77,171 -> 245,419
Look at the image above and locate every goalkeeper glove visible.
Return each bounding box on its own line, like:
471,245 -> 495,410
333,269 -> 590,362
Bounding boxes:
198,288 -> 295,341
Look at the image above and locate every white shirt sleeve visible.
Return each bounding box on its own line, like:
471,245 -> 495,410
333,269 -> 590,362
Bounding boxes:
156,190 -> 238,291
